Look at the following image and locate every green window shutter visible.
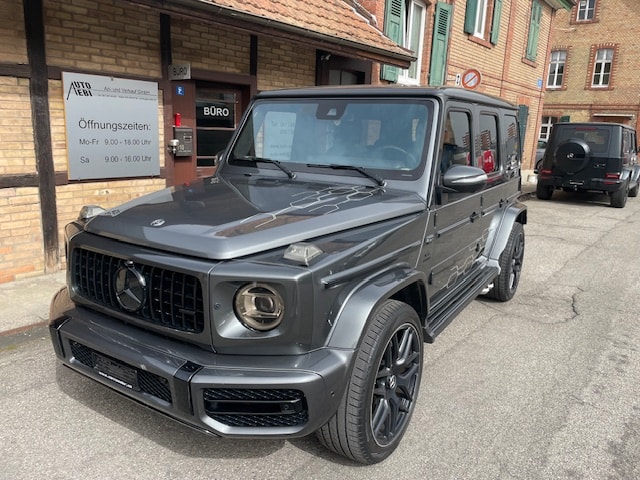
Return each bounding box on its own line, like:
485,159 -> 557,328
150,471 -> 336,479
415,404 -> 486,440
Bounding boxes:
429,2 -> 452,86
525,1 -> 542,61
464,0 -> 479,34
559,115 -> 570,122
490,0 -> 503,45
381,0 -> 404,82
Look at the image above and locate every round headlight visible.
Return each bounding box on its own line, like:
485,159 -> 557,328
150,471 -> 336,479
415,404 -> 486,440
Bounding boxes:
234,283 -> 284,331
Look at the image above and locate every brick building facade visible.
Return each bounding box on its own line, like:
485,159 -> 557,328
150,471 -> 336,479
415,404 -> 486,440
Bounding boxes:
444,0 -> 568,169
0,0 -> 411,283
540,0 -> 640,138
1,0 -> 571,283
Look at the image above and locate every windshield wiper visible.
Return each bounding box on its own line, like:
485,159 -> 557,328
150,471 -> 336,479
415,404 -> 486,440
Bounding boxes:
232,155 -> 296,179
307,163 -> 386,187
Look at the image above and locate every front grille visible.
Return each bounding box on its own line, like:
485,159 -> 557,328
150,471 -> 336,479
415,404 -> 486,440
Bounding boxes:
71,248 -> 205,333
69,340 -> 172,404
203,388 -> 308,427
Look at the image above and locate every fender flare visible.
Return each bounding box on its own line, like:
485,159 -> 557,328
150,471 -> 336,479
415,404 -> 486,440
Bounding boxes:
325,265 -> 427,350
629,164 -> 640,184
484,201 -> 527,263
620,167 -> 632,183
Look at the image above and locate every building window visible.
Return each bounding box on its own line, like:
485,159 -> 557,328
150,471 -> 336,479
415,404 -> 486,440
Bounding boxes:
539,116 -> 557,141
464,0 -> 504,46
399,0 -> 426,85
525,1 -> 542,62
473,0 -> 489,37
576,0 -> 596,21
592,48 -> 613,87
547,50 -> 566,88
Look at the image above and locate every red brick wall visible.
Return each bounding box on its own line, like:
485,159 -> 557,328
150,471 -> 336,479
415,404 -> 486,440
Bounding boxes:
543,0 -> 640,131
445,0 -> 554,168
0,0 -> 320,283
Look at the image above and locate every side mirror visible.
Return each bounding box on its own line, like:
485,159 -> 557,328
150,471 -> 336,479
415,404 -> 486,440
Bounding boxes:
213,149 -> 226,166
443,165 -> 488,193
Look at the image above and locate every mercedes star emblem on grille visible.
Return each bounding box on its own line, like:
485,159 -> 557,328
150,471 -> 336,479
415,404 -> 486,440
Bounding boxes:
115,260 -> 147,312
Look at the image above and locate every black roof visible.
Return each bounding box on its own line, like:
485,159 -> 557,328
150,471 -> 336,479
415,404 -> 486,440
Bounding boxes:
255,85 -> 517,110
551,121 -> 634,130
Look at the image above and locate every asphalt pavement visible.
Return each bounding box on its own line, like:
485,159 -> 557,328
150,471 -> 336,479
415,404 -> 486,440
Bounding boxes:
0,170 -> 537,337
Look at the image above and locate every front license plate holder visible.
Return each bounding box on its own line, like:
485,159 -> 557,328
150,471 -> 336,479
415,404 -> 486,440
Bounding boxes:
93,352 -> 140,390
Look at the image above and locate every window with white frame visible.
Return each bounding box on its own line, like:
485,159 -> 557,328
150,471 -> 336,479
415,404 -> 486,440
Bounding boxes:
539,116 -> 557,141
547,50 -> 566,88
473,0 -> 489,38
592,48 -> 612,87
463,0 -> 503,46
576,0 -> 596,21
399,0 -> 426,84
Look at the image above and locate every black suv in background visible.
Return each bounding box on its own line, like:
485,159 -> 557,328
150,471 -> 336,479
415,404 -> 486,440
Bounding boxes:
536,122 -> 640,207
49,86 -> 527,464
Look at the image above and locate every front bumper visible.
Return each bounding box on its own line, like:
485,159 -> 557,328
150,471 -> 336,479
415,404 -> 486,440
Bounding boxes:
49,306 -> 353,439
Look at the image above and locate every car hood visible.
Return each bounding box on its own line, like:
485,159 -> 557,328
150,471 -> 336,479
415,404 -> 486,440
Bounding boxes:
84,175 -> 425,259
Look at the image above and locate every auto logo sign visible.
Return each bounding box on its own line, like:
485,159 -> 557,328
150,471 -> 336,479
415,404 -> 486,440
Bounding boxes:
115,260 -> 147,312
150,218 -> 165,227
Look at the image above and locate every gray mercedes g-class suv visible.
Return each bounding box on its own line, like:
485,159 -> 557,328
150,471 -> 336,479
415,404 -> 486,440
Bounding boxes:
536,122 -> 640,207
49,86 -> 527,464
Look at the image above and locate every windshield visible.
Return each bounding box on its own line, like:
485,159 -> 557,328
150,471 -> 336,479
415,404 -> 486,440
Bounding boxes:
229,98 -> 432,180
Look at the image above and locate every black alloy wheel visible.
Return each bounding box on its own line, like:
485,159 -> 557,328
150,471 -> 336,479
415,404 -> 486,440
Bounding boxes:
610,180 -> 629,208
487,222 -> 525,302
317,300 -> 423,464
536,183 -> 553,200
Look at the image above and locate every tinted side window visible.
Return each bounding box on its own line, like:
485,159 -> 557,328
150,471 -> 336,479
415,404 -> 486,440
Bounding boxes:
441,110 -> 471,172
439,109 -> 474,204
504,114 -> 521,170
478,113 -> 499,175
622,129 -> 637,165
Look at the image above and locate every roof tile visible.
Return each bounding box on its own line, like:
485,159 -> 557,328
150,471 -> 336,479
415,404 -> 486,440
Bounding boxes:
199,0 -> 411,59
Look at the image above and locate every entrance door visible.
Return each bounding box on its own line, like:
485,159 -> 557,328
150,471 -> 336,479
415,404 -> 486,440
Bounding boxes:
195,85 -> 244,178
316,51 -> 371,85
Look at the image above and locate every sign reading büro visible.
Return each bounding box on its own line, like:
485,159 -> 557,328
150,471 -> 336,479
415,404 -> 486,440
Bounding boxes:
63,72 -> 159,180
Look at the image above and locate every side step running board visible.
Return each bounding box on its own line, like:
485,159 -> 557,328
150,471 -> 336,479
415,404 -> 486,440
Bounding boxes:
423,266 -> 498,342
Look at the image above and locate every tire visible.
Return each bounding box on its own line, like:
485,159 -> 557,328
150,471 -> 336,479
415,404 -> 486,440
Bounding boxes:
536,183 -> 553,200
487,222 -> 524,302
629,180 -> 639,198
317,300 -> 423,464
610,182 -> 628,208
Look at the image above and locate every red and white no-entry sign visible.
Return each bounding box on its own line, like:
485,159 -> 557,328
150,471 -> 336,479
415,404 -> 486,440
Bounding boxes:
461,68 -> 482,89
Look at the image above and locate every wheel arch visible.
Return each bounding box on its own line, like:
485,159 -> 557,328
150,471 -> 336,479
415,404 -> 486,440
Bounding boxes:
619,163 -> 640,184
325,266 -> 427,350
484,202 -> 527,263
